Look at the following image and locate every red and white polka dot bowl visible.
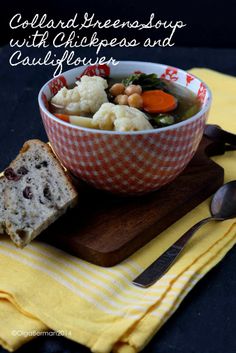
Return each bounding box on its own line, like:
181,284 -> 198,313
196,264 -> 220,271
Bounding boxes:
38,62 -> 211,195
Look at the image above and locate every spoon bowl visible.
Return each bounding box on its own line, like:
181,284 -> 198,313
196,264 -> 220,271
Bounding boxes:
133,180 -> 236,287
211,180 -> 236,219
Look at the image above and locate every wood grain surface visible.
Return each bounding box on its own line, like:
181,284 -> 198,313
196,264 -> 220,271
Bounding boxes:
40,136 -> 224,266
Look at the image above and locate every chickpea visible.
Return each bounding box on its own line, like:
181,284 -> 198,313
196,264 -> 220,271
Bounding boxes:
109,83 -> 125,96
114,94 -> 129,105
125,84 -> 142,96
128,93 -> 143,109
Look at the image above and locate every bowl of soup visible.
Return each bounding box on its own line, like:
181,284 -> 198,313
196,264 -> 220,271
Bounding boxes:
38,61 -> 211,195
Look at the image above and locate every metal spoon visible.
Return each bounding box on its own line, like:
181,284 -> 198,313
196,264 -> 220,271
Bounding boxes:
133,180 -> 236,288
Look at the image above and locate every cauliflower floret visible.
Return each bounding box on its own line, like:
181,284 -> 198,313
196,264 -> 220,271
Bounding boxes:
75,76 -> 108,115
51,86 -> 80,105
93,103 -> 116,130
93,103 -> 153,131
76,75 -> 108,90
51,75 -> 108,115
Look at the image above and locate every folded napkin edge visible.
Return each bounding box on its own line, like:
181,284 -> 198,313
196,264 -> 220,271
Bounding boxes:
115,226 -> 236,353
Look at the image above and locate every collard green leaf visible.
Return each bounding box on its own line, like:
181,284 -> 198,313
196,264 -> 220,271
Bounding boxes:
122,73 -> 168,91
152,114 -> 176,127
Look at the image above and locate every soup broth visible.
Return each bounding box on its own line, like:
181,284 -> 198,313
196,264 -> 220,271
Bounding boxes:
49,72 -> 202,131
107,76 -> 201,128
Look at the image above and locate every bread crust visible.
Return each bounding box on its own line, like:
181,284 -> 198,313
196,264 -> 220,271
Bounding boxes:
0,176 -> 6,234
20,140 -> 78,201
3,139 -> 78,247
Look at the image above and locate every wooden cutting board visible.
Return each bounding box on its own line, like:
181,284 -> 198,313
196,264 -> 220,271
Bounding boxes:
40,136 -> 225,267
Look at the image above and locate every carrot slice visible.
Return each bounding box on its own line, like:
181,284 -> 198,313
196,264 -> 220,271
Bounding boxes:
141,90 -> 177,113
54,113 -> 70,122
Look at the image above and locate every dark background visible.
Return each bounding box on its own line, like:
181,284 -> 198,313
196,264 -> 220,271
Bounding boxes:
0,1 -> 236,353
1,0 -> 236,48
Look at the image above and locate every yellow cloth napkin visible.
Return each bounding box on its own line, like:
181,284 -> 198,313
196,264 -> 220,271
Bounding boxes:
1,68 -> 236,353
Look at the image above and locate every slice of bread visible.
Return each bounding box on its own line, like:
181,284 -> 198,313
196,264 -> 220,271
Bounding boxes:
3,140 -> 78,248
0,177 -> 6,234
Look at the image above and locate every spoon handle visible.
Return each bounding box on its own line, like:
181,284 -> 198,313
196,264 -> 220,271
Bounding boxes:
133,216 -> 214,288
